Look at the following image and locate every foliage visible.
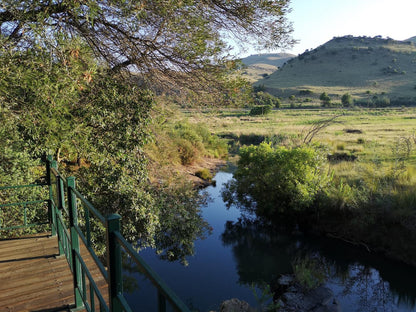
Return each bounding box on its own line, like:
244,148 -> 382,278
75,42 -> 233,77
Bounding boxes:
222,143 -> 332,219
1,0 -> 294,90
249,105 -> 273,116
254,84 -> 266,92
0,40 -> 211,260
195,169 -> 213,181
292,256 -> 328,290
0,0 -> 295,261
319,92 -> 331,107
250,283 -> 280,312
254,91 -> 281,108
169,121 -> 228,165
341,93 -> 353,106
150,177 -> 211,266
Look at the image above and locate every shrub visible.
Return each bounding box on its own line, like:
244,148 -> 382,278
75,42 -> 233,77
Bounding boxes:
336,143 -> 345,151
341,93 -> 353,106
299,89 -> 313,96
319,92 -> 331,107
177,139 -> 197,165
195,168 -> 212,181
223,143 -> 332,218
253,84 -> 265,92
254,91 -> 281,108
249,105 -> 272,116
292,257 -> 328,290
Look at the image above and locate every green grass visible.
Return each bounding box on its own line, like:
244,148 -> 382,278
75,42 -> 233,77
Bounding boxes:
251,36 -> 416,104
183,106 -> 416,178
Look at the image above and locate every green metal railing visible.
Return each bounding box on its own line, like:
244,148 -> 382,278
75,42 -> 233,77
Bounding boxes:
0,183 -> 48,231
1,156 -> 191,312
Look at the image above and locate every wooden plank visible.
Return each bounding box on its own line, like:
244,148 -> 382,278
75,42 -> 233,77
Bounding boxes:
0,233 -> 109,312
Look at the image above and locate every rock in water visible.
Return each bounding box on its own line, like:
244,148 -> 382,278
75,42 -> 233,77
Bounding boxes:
220,298 -> 256,312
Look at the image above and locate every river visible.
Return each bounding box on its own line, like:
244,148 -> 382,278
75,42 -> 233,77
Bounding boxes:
124,171 -> 416,312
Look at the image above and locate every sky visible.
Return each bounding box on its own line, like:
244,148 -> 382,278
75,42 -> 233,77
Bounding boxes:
246,0 -> 416,56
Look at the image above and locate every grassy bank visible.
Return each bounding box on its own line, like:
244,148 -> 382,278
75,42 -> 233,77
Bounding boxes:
185,106 -> 416,264
184,106 -> 416,167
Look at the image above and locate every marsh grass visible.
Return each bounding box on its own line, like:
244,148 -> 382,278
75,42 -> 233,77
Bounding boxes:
188,107 -> 416,168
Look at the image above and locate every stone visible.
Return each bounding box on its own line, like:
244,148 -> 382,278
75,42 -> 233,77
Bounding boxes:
278,283 -> 342,312
220,298 -> 256,312
278,274 -> 295,286
308,286 -> 334,306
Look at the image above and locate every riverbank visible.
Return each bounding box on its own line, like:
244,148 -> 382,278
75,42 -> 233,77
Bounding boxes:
184,157 -> 227,188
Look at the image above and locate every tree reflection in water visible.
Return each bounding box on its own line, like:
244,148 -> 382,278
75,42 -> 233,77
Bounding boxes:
221,217 -> 416,311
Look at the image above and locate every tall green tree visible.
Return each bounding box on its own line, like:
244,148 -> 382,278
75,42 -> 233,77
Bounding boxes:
0,0 -> 294,258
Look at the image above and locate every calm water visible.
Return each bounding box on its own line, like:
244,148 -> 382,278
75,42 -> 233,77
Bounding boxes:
124,172 -> 416,312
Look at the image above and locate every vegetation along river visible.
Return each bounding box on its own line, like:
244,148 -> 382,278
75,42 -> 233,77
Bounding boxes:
124,172 -> 416,312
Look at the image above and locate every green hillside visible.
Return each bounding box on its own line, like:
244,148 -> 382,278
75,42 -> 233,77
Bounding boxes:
240,53 -> 295,83
256,36 -> 416,105
406,36 -> 416,44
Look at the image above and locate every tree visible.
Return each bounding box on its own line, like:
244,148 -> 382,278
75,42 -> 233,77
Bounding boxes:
319,92 -> 331,107
222,143 -> 331,220
0,0 -> 294,258
1,0 -> 295,89
254,91 -> 281,108
341,93 -> 353,106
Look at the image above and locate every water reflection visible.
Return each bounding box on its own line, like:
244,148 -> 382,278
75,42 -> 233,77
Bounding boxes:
221,217 -> 416,311
123,171 -> 416,312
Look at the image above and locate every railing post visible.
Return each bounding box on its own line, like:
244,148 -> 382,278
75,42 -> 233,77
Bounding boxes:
46,155 -> 57,236
68,176 -> 83,309
52,160 -> 65,256
107,214 -> 123,312
158,290 -> 167,312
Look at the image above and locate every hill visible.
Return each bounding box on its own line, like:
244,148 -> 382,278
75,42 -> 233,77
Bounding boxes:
256,36 -> 416,105
240,53 -> 295,83
405,36 -> 416,44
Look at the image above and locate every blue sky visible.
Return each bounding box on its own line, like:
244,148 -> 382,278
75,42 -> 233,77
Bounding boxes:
245,0 -> 416,56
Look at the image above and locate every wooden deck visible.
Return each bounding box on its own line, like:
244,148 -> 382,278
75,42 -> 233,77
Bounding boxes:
0,233 -> 108,312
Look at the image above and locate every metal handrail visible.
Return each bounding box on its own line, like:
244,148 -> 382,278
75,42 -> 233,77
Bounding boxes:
114,231 -> 191,312
2,156 -> 191,312
71,187 -> 106,225
0,184 -> 46,190
0,183 -> 48,231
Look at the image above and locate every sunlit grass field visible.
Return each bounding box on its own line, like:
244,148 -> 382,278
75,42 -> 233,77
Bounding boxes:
182,106 -> 416,181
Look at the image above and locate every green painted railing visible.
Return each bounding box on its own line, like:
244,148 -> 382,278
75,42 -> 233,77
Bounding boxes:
1,156 -> 191,312
0,183 -> 49,231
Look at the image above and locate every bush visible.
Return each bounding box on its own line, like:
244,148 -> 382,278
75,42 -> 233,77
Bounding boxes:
177,139 -> 197,165
299,89 -> 313,96
341,93 -> 353,106
249,105 -> 272,116
319,92 -> 331,107
195,168 -> 212,181
254,91 -> 281,108
166,121 -> 228,164
223,143 -> 331,219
